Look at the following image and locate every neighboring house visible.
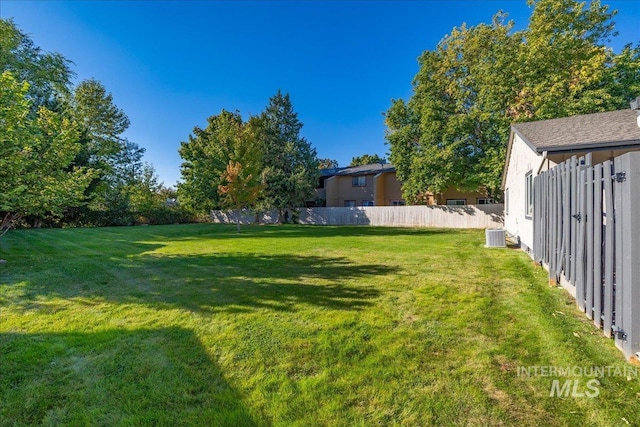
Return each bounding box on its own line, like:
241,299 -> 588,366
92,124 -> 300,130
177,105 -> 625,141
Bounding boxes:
318,163 -> 403,207
502,107 -> 640,253
317,163 -> 492,207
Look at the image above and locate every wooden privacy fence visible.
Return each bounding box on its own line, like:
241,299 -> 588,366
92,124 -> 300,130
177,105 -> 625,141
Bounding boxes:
298,205 -> 503,228
533,151 -> 640,359
211,205 -> 504,229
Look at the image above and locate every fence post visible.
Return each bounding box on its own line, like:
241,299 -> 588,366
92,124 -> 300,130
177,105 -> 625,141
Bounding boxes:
613,153 -> 640,358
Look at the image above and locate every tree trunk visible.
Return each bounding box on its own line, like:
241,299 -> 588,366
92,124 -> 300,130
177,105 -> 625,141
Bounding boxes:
236,209 -> 241,233
0,213 -> 20,239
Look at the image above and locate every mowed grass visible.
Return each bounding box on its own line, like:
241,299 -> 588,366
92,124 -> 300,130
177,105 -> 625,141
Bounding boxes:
1,224 -> 640,426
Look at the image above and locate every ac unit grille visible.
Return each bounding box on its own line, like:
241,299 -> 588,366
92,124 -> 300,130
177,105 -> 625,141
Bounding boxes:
485,229 -> 506,248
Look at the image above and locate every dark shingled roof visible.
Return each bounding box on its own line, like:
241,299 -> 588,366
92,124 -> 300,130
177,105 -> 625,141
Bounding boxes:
512,109 -> 640,153
321,163 -> 395,177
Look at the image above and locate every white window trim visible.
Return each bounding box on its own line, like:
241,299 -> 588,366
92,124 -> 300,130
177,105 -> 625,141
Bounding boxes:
525,171 -> 533,219
505,188 -> 509,215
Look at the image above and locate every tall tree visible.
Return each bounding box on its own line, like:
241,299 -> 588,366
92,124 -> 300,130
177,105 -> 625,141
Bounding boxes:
318,158 -> 339,169
386,0 -> 638,203
256,91 -> 319,220
387,14 -> 518,202
349,154 -> 387,167
515,0 -> 620,118
0,18 -> 73,112
1,19 -> 163,228
178,110 -> 262,214
67,79 -> 145,225
71,79 -> 131,171
0,71 -> 93,233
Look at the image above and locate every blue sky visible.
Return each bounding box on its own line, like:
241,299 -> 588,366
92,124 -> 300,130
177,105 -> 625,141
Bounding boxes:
2,1 -> 638,187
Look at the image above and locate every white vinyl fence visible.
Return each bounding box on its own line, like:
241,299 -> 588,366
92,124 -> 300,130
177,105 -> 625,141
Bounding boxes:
211,204 -> 504,229
533,151 -> 640,359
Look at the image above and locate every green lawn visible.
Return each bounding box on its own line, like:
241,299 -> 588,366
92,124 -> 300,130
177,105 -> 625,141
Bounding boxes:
1,224 -> 639,426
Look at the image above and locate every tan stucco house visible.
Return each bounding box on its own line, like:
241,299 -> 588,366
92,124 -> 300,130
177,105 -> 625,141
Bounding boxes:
318,163 -> 493,207
316,163 -> 403,207
502,107 -> 640,253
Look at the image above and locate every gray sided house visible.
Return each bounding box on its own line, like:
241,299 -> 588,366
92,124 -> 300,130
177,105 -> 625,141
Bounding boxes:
502,107 -> 640,253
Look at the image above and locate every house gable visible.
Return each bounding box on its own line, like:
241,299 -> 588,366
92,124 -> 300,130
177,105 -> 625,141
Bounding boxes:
502,106 -> 640,253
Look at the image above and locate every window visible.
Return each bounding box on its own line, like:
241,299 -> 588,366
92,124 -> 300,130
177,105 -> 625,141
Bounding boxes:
505,188 -> 509,215
391,200 -> 405,206
344,200 -> 356,207
352,176 -> 366,187
525,171 -> 533,218
476,198 -> 494,205
361,200 -> 374,207
446,199 -> 466,206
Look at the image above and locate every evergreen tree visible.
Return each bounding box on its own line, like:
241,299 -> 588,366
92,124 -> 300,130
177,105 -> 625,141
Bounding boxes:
256,91 -> 319,221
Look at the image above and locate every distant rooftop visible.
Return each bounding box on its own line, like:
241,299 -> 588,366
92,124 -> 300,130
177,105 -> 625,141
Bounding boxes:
320,163 -> 395,177
512,109 -> 640,153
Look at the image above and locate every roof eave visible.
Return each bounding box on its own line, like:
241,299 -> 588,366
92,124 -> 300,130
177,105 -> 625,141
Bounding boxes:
500,130 -> 516,190
542,139 -> 640,154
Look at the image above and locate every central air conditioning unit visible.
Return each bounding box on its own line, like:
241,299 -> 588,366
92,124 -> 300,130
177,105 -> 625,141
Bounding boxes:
485,228 -> 506,248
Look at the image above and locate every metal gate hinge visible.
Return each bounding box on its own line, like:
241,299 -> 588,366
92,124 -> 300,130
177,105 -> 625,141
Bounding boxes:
612,172 -> 626,183
612,326 -> 628,341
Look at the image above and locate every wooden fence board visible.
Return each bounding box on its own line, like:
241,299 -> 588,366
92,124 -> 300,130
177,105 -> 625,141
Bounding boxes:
586,165 -> 594,320
576,166 -> 587,311
615,153 -> 640,358
570,157 -> 578,285
603,160 -> 614,338
548,169 -> 555,275
563,161 -> 571,278
558,166 -> 564,276
593,164 -> 603,328
614,157 -> 624,349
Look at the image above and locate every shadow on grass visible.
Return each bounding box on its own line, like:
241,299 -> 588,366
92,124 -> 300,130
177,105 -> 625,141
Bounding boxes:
0,224 -> 439,314
128,252 -> 390,313
0,327 -> 257,426
2,250 -> 392,314
71,223 -> 464,243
